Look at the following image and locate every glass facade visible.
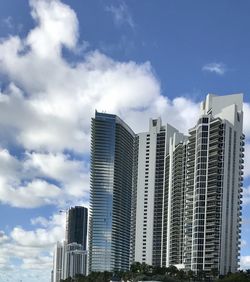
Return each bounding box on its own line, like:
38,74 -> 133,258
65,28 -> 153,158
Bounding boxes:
66,206 -> 88,249
89,112 -> 135,272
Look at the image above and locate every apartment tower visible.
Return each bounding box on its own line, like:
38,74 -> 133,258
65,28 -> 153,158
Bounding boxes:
52,242 -> 64,282
89,111 -> 135,272
63,243 -> 87,279
131,118 -> 179,266
183,94 -> 244,275
162,132 -> 188,268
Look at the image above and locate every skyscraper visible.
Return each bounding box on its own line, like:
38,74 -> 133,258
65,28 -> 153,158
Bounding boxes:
183,94 -> 244,275
52,206 -> 88,282
131,118 -> 179,266
88,93 -> 244,276
63,243 -> 87,279
66,206 -> 88,249
89,111 -> 135,272
131,93 -> 244,275
53,242 -> 87,281
52,242 -> 64,282
162,132 -> 188,268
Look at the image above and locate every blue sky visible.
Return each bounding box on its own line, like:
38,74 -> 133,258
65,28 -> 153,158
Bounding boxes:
0,1 -> 249,281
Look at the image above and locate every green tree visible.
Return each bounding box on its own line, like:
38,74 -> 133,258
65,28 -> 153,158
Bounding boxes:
210,268 -> 219,281
166,265 -> 178,277
141,262 -> 151,274
187,269 -> 194,281
131,261 -> 142,273
215,272 -> 250,282
177,269 -> 186,280
153,265 -> 167,275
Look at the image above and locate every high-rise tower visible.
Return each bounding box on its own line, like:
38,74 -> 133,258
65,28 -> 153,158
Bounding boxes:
183,94 -> 244,275
66,206 -> 88,249
162,132 -> 188,268
131,118 -> 179,266
63,243 -> 87,279
52,242 -> 64,282
52,206 -> 88,282
88,93 -> 244,276
89,111 -> 135,272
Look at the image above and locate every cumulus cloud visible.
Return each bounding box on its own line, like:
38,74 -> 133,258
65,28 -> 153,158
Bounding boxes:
202,62 -> 227,75
28,0 -> 78,58
0,148 -> 89,208
11,213 -> 65,248
0,212 -> 65,274
241,256 -> 250,269
0,0 -> 203,211
25,152 -> 90,197
0,178 -> 62,208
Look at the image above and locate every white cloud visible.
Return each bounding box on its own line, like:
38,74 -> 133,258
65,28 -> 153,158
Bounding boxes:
0,212 -> 65,275
0,178 -> 62,208
241,256 -> 250,269
11,213 -> 65,248
202,62 -> 227,75
31,216 -> 51,227
22,256 -> 53,270
0,0 -> 202,156
0,0 -> 203,211
28,0 -> 78,58
105,1 -> 135,29
0,148 -> 61,208
244,103 -> 250,138
25,152 -> 90,197
0,148 -> 89,208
